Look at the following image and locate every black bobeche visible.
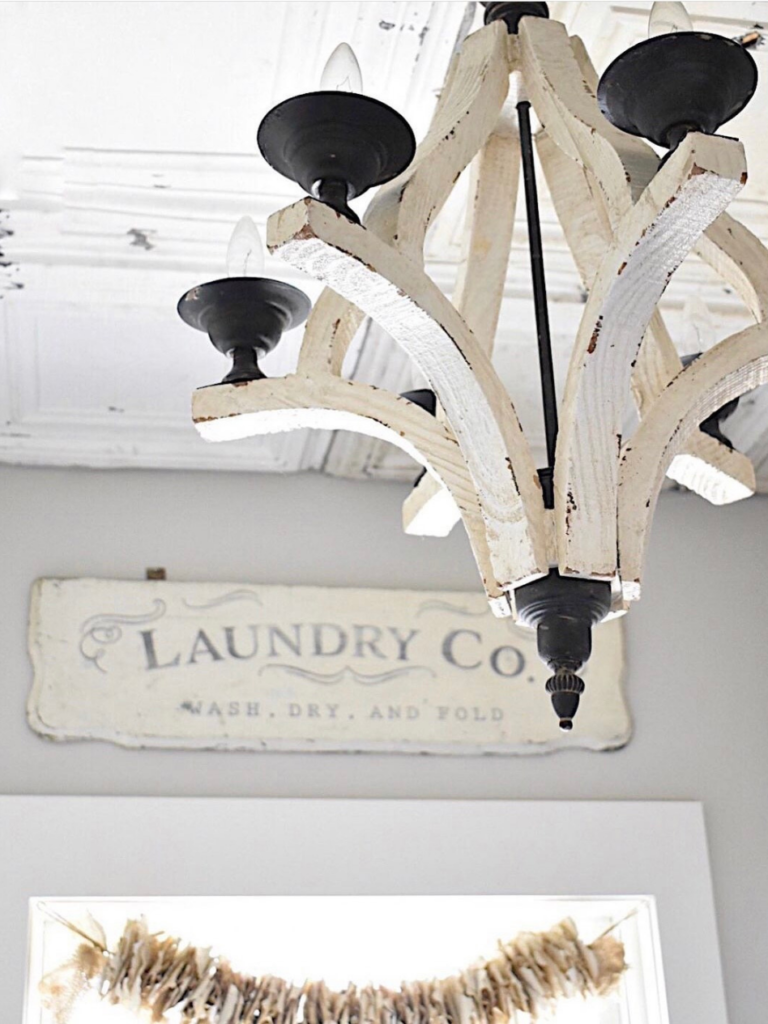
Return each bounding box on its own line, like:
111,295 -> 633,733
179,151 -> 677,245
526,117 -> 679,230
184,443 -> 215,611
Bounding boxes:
597,32 -> 757,150
257,91 -> 416,224
177,278 -> 311,385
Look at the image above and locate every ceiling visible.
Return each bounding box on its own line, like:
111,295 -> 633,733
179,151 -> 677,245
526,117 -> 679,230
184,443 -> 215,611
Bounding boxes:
2,1 -> 768,487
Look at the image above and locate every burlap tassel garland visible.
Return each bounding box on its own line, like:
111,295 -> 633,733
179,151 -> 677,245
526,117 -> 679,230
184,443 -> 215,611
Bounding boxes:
40,916 -> 626,1024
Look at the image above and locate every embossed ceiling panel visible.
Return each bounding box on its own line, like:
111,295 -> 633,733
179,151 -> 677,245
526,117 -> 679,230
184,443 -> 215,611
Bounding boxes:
2,1 -> 768,486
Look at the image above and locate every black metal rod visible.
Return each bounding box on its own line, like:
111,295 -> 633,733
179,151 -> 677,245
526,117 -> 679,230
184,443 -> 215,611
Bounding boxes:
517,100 -> 559,490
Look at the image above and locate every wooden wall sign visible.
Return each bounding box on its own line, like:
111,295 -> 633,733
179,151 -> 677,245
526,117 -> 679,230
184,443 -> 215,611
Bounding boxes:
28,578 -> 630,754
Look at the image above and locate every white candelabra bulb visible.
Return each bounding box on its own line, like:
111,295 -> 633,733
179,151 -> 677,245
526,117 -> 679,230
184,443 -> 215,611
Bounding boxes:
226,216 -> 265,278
319,43 -> 363,93
648,1 -> 693,37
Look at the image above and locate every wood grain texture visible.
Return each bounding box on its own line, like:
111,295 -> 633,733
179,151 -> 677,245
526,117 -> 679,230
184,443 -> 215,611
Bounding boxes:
538,130 -> 756,506
267,198 -> 549,591
296,21 -> 511,380
364,21 -> 512,264
619,322 -> 768,597
192,374 -> 505,609
554,134 -> 745,578
519,18 -> 655,218
532,28 -> 755,507
402,473 -> 460,538
696,213 -> 768,322
404,96 -> 522,539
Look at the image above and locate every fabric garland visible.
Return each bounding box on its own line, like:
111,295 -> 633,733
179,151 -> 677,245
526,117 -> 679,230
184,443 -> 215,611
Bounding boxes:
40,915 -> 626,1024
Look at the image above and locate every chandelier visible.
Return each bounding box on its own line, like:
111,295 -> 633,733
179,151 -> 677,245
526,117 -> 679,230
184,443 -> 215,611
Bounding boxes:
177,1 -> 766,729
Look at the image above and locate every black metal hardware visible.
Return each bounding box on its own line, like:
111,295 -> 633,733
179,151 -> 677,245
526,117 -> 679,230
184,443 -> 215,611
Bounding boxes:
597,32 -> 757,150
177,277 -> 311,385
481,2 -> 549,33
515,570 -> 612,729
402,390 -> 437,488
518,99 -> 559,510
401,389 -> 437,416
257,92 -> 416,223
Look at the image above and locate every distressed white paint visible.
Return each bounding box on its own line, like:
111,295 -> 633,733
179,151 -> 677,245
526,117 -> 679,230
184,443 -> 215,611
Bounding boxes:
554,133 -> 746,578
266,198 -> 549,591
28,578 -> 629,754
2,1 -> 768,488
620,322 -> 768,596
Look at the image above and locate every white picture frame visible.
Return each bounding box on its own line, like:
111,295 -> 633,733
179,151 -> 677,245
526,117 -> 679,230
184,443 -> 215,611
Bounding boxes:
0,798 -> 726,1024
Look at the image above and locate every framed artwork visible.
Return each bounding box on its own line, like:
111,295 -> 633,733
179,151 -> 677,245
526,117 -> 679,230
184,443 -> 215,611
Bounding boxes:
0,798 -> 725,1024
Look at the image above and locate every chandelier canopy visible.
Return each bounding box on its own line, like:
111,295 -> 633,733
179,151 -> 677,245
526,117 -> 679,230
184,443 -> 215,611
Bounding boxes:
178,1 -> 765,728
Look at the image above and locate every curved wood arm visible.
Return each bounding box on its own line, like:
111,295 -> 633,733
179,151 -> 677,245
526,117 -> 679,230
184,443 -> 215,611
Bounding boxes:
696,213 -> 768,322
297,21 -> 511,382
403,97 -> 523,539
268,198 -> 548,590
554,134 -> 745,579
193,374 -> 507,611
519,18 -> 655,218
529,23 -> 756,509
619,323 -> 768,599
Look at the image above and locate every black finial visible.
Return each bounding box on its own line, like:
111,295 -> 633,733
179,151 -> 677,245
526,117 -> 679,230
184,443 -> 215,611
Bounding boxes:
545,667 -> 586,731
514,570 -> 612,729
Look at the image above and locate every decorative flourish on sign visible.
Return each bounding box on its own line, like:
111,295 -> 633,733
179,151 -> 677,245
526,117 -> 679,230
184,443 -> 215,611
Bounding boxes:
416,599 -> 489,618
258,664 -> 435,685
182,589 -> 262,610
79,601 -> 167,673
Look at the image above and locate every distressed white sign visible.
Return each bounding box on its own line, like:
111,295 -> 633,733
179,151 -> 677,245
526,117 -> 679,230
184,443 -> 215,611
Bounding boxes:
28,578 -> 630,754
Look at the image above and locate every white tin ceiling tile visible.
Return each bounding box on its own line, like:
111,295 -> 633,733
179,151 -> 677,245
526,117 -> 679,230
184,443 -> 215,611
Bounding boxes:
1,1 -> 768,490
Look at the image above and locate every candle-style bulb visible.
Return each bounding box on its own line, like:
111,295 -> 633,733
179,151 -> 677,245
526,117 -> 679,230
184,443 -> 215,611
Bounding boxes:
226,216 -> 265,278
319,43 -> 363,93
648,1 -> 693,37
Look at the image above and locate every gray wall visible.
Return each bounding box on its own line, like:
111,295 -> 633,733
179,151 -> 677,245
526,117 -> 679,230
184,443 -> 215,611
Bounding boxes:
1,464 -> 766,1021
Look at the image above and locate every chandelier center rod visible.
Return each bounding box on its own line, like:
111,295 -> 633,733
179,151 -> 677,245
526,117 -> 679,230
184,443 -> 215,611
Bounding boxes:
517,99 -> 558,508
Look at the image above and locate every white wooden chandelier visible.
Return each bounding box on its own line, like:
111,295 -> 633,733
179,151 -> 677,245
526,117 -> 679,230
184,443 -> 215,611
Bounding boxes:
178,1 -> 768,727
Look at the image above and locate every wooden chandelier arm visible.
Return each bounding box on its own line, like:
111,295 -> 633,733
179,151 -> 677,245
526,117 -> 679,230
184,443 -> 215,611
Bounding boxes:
268,197 -> 549,590
537,129 -> 756,507
566,28 -> 768,328
449,98 -> 521,350
363,21 -> 511,263
554,134 -> 746,579
192,375 -> 506,610
619,322 -> 768,600
296,21 -> 512,380
695,213 -> 768,322
518,18 -> 655,220
297,290 -> 365,378
531,27 -> 755,509
403,97 -> 523,539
